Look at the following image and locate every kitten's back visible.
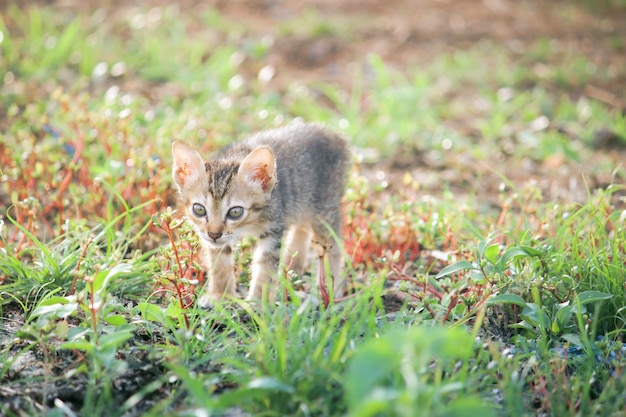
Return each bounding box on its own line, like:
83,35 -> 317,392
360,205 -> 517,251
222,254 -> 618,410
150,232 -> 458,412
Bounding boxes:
242,123 -> 349,223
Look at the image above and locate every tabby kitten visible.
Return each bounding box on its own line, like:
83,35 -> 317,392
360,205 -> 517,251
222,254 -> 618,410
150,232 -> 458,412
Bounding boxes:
171,123 -> 349,307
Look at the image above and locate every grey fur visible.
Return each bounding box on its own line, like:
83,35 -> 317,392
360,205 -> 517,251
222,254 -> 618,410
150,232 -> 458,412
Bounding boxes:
176,122 -> 350,304
217,123 -> 350,237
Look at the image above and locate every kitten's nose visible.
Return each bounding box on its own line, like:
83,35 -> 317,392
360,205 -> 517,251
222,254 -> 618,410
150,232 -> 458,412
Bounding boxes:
208,231 -> 222,241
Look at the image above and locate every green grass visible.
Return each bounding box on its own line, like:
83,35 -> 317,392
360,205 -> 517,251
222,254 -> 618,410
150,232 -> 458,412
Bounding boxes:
1,2 -> 626,416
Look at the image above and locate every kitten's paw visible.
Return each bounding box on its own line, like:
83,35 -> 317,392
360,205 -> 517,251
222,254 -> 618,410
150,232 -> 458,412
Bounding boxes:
197,294 -> 216,310
244,293 -> 261,306
333,286 -> 345,299
198,291 -> 238,309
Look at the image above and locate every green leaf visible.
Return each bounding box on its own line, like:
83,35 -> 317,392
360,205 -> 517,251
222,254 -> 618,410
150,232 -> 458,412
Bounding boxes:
99,330 -> 133,350
436,261 -> 478,279
30,301 -> 78,325
346,334 -> 402,407
36,295 -> 72,307
247,377 -> 295,393
138,302 -> 166,322
440,397 -> 497,417
551,319 -> 560,334
561,333 -> 583,346
576,291 -> 613,305
104,314 -> 127,326
483,244 -> 500,265
95,344 -> 120,369
518,245 -> 544,257
521,303 -> 550,330
347,387 -> 398,417
510,321 -> 534,332
215,377 -> 302,411
467,271 -> 488,283
487,294 -> 527,308
60,340 -> 94,352
214,387 -> 270,410
501,246 -> 534,264
165,301 -> 183,318
67,326 -> 90,341
346,327 -> 474,413
554,304 -> 576,332
93,263 -> 130,294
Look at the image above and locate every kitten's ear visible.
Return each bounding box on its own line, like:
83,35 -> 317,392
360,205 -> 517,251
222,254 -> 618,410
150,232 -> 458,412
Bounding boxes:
238,146 -> 276,192
172,141 -> 205,189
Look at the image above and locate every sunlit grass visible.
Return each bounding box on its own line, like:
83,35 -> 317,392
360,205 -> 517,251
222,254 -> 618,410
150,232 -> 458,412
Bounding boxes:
1,2 -> 625,416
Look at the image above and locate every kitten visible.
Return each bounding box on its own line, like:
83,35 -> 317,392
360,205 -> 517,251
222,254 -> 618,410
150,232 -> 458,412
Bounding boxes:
171,123 -> 350,307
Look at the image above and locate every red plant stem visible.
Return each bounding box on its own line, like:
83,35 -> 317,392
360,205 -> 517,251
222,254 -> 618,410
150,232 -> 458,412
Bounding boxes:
445,225 -> 457,251
441,293 -> 459,323
424,303 -> 437,318
70,237 -> 93,295
9,206 -> 24,244
162,219 -> 190,328
23,153 -> 36,200
163,222 -> 184,279
496,203 -> 509,228
71,124 -> 84,165
387,269 -> 445,300
165,277 -> 194,309
14,208 -> 35,255
388,278 -> 444,301
50,125 -> 85,237
317,252 -> 330,308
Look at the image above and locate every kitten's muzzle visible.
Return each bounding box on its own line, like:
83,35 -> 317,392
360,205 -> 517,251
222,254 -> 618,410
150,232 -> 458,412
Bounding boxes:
208,231 -> 223,241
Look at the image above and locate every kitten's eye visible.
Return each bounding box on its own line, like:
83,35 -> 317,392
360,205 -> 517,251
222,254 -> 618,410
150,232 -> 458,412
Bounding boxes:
226,206 -> 244,220
192,203 -> 206,217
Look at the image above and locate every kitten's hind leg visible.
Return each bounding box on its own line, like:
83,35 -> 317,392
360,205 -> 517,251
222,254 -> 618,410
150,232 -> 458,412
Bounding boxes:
327,243 -> 345,297
312,213 -> 345,298
199,245 -> 237,309
247,230 -> 283,303
284,224 -> 312,275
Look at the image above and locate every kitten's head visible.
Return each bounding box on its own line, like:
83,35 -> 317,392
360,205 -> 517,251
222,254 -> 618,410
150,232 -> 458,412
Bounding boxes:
171,141 -> 277,248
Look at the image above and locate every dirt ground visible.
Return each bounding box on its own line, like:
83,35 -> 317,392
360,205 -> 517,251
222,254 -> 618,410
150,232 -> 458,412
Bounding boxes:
211,0 -> 626,88
44,0 -> 626,99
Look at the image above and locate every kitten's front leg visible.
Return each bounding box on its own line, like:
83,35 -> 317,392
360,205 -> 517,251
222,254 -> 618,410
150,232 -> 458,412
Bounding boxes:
284,224 -> 312,274
198,245 -> 236,309
247,232 -> 282,303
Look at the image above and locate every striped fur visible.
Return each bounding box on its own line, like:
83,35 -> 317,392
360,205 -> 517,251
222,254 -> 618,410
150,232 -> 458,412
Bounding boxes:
172,123 -> 350,307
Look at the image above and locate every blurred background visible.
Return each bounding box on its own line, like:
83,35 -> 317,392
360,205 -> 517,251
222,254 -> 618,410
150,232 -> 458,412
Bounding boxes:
1,0 -> 625,205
